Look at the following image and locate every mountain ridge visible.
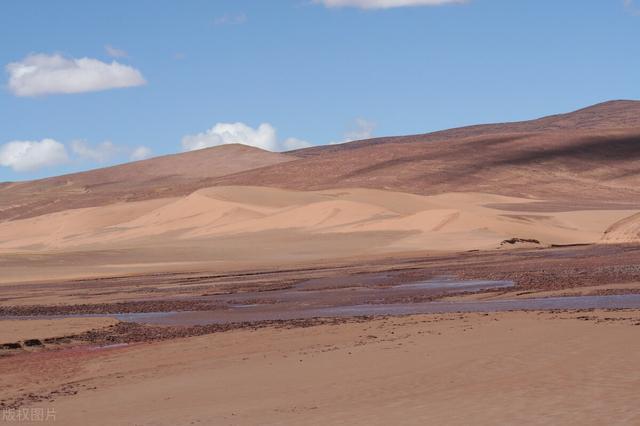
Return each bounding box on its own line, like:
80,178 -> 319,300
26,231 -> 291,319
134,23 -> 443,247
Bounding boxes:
2,100 -> 640,222
290,100 -> 640,157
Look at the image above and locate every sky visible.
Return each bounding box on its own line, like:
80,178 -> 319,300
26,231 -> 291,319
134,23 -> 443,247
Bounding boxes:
1,0 -> 639,181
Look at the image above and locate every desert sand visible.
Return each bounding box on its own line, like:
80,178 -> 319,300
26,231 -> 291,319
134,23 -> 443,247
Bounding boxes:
1,311 -> 639,425
0,186 -> 637,285
2,186 -> 634,251
0,318 -> 118,343
3,101 -> 640,424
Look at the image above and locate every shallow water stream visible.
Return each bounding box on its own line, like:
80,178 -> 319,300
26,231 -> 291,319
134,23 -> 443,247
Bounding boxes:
113,294 -> 640,326
5,276 -> 640,326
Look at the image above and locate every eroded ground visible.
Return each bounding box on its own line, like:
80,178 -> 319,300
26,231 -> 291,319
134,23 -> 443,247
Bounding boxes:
2,244 -> 640,424
3,243 -> 640,315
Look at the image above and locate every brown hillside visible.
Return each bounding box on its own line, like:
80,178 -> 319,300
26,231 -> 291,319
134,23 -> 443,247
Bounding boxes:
0,144 -> 294,221
214,101 -> 640,203
292,100 -> 640,157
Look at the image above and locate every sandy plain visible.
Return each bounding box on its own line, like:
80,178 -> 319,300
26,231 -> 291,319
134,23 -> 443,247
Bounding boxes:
1,311 -> 639,425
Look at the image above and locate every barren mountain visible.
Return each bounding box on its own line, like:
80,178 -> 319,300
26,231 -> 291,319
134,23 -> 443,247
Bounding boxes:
292,100 -> 640,157
215,101 -> 640,203
0,144 -> 294,221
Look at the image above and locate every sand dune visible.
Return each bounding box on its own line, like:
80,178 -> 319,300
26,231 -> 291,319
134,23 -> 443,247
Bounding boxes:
0,198 -> 173,250
0,186 -> 635,255
602,212 -> 640,243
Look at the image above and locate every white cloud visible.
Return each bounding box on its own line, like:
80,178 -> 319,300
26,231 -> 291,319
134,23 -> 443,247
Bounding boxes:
6,53 -> 146,97
0,139 -> 69,172
181,122 -> 311,152
105,45 -> 128,58
317,0 -> 466,9
1,137 -> 154,174
130,146 -> 153,161
214,13 -> 247,25
70,140 -> 120,163
182,122 -> 277,151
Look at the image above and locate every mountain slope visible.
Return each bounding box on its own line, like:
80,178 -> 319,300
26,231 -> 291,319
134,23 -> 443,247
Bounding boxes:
0,144 -> 294,221
292,100 -> 640,157
214,101 -> 640,203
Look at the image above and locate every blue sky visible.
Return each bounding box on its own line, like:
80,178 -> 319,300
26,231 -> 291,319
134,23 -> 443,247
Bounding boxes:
1,0 -> 639,181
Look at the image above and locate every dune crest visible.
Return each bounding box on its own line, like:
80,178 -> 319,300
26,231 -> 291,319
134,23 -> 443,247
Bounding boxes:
0,186 -> 634,255
602,212 -> 640,243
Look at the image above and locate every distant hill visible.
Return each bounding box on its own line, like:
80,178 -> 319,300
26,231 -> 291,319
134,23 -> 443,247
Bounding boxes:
3,100 -> 640,223
214,100 -> 640,203
291,100 -> 640,157
0,144 -> 294,221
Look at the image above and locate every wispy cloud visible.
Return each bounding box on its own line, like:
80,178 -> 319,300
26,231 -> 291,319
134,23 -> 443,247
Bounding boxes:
624,0 -> 640,15
71,140 -> 152,163
105,45 -> 128,58
331,118 -> 376,144
282,137 -> 312,150
6,53 -> 146,97
213,13 -> 247,26
130,146 -> 153,161
344,118 -> 376,142
329,118 -> 376,145
70,140 -> 121,163
316,0 -> 467,9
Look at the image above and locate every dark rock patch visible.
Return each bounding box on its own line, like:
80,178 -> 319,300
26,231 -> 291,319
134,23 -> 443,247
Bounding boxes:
1,342 -> 22,350
501,238 -> 541,245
